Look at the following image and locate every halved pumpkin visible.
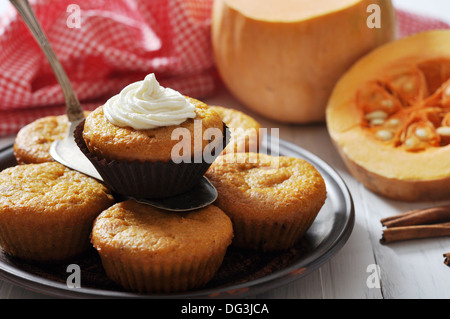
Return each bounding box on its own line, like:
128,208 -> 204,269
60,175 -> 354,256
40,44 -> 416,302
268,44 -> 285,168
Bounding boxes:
326,30 -> 450,201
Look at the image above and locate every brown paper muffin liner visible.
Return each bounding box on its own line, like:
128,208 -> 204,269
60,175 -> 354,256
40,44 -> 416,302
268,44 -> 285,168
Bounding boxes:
74,121 -> 230,199
98,248 -> 228,293
230,211 -> 319,252
0,217 -> 94,263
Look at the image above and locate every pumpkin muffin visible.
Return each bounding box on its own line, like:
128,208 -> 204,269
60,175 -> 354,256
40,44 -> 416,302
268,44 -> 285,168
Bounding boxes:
0,162 -> 115,262
13,112 -> 90,165
210,105 -> 262,154
205,152 -> 327,251
83,100 -> 224,163
91,200 -> 233,293
77,74 -> 227,198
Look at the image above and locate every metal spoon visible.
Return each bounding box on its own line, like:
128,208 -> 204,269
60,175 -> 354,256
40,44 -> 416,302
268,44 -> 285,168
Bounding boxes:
10,0 -> 218,211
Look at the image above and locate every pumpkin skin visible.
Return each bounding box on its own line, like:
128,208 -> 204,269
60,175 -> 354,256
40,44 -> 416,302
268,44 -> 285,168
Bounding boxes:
211,0 -> 396,123
326,30 -> 450,201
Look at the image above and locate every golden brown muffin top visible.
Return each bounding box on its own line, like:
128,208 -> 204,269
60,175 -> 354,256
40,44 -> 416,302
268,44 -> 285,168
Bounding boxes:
91,200 -> 233,263
205,152 -> 327,222
210,106 -> 261,154
13,112 -> 91,165
82,97 -> 224,163
210,106 -> 261,131
0,162 -> 114,219
13,115 -> 69,164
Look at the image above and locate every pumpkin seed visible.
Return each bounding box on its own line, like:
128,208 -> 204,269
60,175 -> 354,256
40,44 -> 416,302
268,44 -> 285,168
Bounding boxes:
386,118 -> 400,127
415,128 -> 429,140
375,130 -> 393,141
437,126 -> 450,136
403,82 -> 415,92
445,86 -> 450,97
370,118 -> 385,126
380,99 -> 394,108
404,137 -> 419,149
365,110 -> 388,121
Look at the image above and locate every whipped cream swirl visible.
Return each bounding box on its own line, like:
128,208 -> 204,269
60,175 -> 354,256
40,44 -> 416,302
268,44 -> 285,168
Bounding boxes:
103,73 -> 196,130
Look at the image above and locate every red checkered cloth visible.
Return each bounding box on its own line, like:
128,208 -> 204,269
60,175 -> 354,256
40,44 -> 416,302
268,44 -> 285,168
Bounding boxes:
0,0 -> 216,136
396,9 -> 450,38
0,2 -> 449,136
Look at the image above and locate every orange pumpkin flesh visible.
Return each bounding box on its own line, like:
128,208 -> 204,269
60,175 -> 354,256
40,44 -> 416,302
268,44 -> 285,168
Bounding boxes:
211,0 -> 396,124
326,30 -> 450,201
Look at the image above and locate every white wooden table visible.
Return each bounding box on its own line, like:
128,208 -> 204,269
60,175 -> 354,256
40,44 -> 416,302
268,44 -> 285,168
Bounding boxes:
0,0 -> 450,299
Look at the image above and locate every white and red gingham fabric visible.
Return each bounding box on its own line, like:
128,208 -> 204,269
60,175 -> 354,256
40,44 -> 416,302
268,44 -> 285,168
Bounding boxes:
0,0 -> 216,136
396,8 -> 450,38
0,2 -> 449,136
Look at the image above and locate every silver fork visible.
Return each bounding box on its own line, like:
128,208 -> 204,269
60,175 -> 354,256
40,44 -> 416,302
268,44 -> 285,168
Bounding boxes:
10,0 -> 101,180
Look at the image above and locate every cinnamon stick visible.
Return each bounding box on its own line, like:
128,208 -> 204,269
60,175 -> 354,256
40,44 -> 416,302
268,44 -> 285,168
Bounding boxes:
380,205 -> 450,228
380,222 -> 450,244
379,209 -> 420,225
444,252 -> 450,266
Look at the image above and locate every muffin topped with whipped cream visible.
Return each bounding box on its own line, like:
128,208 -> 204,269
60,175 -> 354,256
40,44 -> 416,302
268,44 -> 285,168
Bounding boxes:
83,73 -> 224,163
76,73 -> 227,198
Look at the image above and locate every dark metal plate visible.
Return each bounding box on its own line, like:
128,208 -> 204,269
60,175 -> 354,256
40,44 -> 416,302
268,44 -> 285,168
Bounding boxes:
0,137 -> 354,298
